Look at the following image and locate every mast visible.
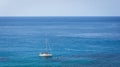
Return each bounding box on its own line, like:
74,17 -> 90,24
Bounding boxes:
45,37 -> 48,53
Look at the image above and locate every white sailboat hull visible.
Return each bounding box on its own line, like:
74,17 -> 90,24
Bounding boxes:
39,53 -> 52,57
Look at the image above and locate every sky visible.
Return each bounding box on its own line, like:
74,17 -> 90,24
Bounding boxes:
0,0 -> 120,16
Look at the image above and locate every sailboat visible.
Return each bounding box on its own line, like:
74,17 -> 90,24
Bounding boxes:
39,38 -> 52,57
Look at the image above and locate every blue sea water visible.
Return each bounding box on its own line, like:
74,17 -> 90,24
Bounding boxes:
0,17 -> 120,67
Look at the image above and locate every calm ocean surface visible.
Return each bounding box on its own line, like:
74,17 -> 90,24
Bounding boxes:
0,17 -> 120,67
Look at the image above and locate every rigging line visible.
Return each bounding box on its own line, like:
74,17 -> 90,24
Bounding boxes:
48,41 -> 52,53
47,38 -> 52,53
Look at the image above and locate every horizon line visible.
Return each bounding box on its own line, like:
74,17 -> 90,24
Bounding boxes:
0,16 -> 120,17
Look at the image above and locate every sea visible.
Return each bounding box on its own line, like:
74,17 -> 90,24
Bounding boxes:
0,17 -> 120,67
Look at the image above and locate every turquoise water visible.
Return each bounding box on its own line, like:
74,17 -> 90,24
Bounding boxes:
0,17 -> 120,67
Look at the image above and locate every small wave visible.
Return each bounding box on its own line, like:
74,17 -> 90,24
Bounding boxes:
64,48 -> 96,51
56,33 -> 120,39
0,57 -> 8,61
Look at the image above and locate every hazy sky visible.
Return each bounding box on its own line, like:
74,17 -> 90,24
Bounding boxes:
0,0 -> 120,16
